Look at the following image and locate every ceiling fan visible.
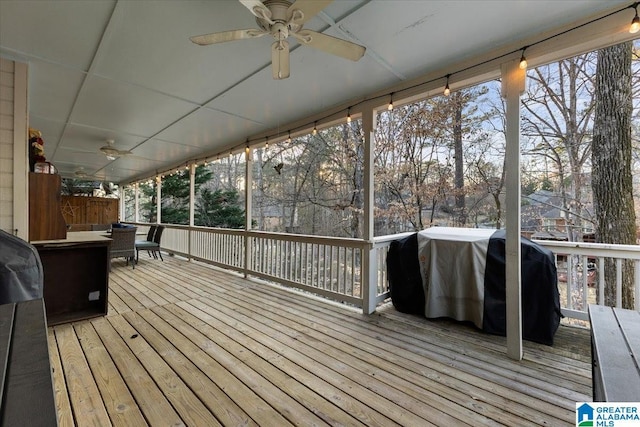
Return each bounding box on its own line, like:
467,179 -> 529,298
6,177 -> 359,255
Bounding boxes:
190,0 -> 366,79
72,167 -> 104,181
100,139 -> 132,160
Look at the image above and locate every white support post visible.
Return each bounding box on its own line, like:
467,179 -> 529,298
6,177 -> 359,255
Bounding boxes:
501,60 -> 526,361
189,164 -> 195,227
189,163 -> 195,261
156,176 -> 162,225
244,147 -> 253,278
362,106 -> 377,314
134,183 -> 139,223
13,61 -> 28,240
119,193 -> 124,222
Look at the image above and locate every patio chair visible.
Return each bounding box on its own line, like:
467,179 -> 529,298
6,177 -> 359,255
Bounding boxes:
135,225 -> 164,263
109,226 -> 137,269
136,225 -> 157,245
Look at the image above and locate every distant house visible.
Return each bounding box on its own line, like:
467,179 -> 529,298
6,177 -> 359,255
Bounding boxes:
521,190 -> 594,241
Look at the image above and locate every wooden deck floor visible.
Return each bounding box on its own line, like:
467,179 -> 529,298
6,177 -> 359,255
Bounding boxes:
47,256 -> 592,426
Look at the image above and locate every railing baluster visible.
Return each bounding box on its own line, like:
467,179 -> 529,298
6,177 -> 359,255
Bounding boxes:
582,255 -> 589,309
329,246 -> 335,292
635,260 -> 640,311
598,257 -> 605,306
566,255 -> 573,310
616,258 -> 623,308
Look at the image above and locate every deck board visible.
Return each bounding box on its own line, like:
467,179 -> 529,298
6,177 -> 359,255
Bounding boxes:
47,256 -> 592,426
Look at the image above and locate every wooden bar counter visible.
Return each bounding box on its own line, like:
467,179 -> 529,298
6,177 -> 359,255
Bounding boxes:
31,232 -> 111,325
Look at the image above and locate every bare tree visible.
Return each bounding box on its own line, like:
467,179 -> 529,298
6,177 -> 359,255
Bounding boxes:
521,54 -> 596,241
592,41 -> 637,309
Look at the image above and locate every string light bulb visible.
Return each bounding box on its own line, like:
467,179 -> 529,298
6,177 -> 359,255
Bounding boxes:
347,108 -> 352,123
519,48 -> 528,70
631,4 -> 640,33
388,93 -> 394,111
312,122 -> 317,135
265,137 -> 269,149
287,131 -> 292,143
444,75 -> 451,96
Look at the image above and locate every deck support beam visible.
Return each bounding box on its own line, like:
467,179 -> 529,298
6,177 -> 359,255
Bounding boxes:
362,106 -> 377,314
189,163 -> 196,261
134,183 -> 139,223
501,59 -> 525,361
156,176 -> 162,225
244,147 -> 253,278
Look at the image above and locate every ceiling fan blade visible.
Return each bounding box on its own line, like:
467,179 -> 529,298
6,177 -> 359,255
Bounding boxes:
190,29 -> 267,46
292,30 -> 366,61
287,0 -> 332,25
239,0 -> 274,24
271,40 -> 290,80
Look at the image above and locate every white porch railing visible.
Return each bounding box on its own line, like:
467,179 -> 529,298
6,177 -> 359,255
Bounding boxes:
131,223 -> 639,319
532,240 -> 640,320
138,224 -> 382,310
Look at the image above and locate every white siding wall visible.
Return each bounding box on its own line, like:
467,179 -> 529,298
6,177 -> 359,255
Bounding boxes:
0,57 -> 28,239
0,58 -> 15,234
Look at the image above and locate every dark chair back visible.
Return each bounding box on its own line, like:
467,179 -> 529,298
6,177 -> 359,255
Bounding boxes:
145,225 -> 157,242
153,226 -> 165,244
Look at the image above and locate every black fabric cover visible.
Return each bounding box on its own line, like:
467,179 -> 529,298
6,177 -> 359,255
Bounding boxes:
387,233 -> 424,314
0,229 -> 44,304
387,229 -> 562,345
482,229 -> 561,345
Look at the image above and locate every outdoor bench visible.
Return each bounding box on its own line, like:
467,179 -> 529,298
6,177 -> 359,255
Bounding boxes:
0,299 -> 57,425
588,304 -> 640,401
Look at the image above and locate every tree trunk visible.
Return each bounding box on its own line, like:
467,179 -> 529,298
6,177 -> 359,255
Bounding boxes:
453,92 -> 466,226
592,41 -> 636,309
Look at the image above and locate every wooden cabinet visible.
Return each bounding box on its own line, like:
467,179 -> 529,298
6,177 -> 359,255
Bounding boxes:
32,232 -> 111,325
29,172 -> 67,241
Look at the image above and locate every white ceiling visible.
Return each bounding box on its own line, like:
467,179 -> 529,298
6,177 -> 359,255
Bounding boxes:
0,0 -> 630,183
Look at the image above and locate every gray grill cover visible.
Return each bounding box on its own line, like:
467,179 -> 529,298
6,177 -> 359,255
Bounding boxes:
0,230 -> 43,304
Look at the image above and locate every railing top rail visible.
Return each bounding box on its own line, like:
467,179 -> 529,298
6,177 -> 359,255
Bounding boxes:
373,232 -> 416,245
125,222 -> 371,248
534,239 -> 640,260
247,230 -> 371,248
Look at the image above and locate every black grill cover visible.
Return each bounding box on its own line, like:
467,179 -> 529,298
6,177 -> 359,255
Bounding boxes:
0,230 -> 44,304
387,230 -> 562,345
482,229 -> 561,345
387,233 -> 424,314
